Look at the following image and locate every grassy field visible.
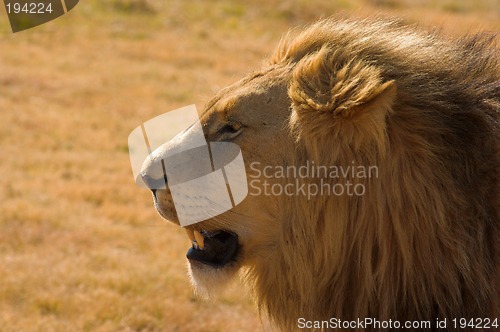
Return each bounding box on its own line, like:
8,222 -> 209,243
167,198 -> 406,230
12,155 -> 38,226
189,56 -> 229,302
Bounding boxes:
0,0 -> 498,331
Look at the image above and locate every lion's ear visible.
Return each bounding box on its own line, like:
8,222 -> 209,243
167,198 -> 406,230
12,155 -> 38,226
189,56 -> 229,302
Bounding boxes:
289,46 -> 396,149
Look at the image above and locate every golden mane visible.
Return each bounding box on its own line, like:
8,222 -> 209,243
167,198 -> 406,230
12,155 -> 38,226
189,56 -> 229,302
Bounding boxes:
241,18 -> 499,330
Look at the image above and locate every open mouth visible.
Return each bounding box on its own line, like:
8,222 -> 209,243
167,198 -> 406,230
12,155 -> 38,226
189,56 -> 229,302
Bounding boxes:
184,229 -> 239,268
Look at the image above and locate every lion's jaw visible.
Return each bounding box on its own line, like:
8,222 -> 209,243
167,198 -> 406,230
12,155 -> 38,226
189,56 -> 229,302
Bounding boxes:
144,176 -> 246,298
142,160 -> 246,298
150,186 -> 280,299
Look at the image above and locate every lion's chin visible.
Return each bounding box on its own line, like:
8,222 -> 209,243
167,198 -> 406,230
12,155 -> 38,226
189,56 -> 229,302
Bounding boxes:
188,260 -> 241,299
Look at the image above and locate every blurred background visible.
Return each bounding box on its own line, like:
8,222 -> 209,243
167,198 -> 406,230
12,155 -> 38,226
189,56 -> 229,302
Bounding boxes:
0,1 -> 498,331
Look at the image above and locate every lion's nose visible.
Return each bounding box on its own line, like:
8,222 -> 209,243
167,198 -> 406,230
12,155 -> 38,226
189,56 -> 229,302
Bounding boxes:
141,173 -> 167,190
140,152 -> 168,190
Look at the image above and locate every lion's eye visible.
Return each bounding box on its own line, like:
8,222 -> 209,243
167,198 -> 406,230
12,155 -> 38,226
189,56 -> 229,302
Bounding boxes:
219,121 -> 243,136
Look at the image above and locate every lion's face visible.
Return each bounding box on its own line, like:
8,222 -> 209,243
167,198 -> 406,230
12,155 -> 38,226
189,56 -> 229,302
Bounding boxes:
141,66 -> 294,295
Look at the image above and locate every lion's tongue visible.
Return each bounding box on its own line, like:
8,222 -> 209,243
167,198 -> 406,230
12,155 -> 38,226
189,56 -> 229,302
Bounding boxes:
186,231 -> 238,267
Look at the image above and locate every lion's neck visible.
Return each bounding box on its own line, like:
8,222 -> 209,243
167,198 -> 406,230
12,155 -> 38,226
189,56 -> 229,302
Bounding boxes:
247,149 -> 497,330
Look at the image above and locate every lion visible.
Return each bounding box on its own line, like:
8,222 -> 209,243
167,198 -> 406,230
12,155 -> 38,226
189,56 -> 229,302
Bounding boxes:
140,18 -> 499,331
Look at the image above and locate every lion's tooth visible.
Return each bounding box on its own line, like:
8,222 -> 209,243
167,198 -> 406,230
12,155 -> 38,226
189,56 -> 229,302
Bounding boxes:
185,228 -> 195,242
194,230 -> 205,250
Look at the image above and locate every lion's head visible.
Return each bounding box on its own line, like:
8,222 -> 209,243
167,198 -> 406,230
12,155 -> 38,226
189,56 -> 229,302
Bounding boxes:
141,18 -> 499,330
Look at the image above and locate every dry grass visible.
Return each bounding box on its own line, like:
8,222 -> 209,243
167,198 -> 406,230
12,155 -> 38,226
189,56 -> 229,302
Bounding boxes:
0,1 -> 497,331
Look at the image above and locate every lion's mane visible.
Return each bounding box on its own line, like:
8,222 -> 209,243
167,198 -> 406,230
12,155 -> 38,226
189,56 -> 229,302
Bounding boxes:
243,18 -> 499,330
